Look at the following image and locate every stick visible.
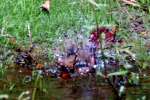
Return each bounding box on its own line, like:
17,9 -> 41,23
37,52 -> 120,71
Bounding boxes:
27,24 -> 32,47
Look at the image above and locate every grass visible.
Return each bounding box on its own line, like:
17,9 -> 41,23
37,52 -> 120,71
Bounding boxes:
0,0 -> 149,46
0,0 -> 120,45
0,0 -> 150,99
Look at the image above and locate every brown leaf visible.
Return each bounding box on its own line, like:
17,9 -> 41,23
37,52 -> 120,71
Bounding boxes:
41,0 -> 51,12
121,0 -> 140,7
145,40 -> 150,49
60,72 -> 71,80
36,63 -> 44,69
9,37 -> 16,45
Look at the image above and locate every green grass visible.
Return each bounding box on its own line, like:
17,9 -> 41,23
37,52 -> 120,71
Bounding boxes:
0,0 -> 121,45
0,0 -> 150,99
0,0 -> 149,46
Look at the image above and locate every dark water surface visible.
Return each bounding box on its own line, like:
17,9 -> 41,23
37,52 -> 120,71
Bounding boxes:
1,69 -> 150,100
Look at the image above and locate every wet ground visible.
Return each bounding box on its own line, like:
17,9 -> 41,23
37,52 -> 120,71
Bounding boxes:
1,69 -> 150,100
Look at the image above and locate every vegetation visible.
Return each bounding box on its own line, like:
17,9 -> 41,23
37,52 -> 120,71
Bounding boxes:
0,0 -> 150,99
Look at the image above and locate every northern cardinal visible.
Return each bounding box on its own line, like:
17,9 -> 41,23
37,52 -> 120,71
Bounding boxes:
89,27 -> 116,46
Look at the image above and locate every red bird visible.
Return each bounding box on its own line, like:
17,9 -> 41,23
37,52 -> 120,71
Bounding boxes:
89,27 -> 116,46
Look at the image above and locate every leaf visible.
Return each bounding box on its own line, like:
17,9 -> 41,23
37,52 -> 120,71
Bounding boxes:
9,37 -> 16,45
121,0 -> 140,7
36,63 -> 44,69
87,0 -> 99,7
41,0 -> 51,13
87,0 -> 107,9
60,72 -> 71,80
108,70 -> 128,77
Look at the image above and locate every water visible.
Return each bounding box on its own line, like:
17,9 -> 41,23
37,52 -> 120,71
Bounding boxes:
1,69 -> 150,100
1,29 -> 150,99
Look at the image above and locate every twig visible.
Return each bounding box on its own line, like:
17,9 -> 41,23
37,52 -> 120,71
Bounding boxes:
27,24 -> 32,47
0,27 -> 5,34
18,91 -> 30,100
123,8 -> 133,19
32,74 -> 40,100
87,0 -> 107,8
0,34 -> 14,38
0,27 -> 14,38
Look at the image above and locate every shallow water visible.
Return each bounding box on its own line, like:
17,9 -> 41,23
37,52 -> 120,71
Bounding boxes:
1,69 -> 150,100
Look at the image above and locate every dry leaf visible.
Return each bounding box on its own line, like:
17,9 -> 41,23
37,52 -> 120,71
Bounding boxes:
140,31 -> 148,37
88,0 -> 99,7
36,63 -> 44,69
140,31 -> 150,39
60,72 -> 71,80
112,26 -> 118,34
121,0 -> 140,7
87,0 -> 107,8
41,0 -> 50,12
145,40 -> 150,49
9,37 -> 16,45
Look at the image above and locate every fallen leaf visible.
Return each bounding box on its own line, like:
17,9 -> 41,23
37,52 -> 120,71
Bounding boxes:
140,31 -> 148,38
111,26 -> 118,34
88,0 -> 99,7
140,31 -> 146,35
9,37 -> 16,45
145,40 -> 150,49
60,72 -> 71,80
41,0 -> 51,12
36,63 -> 44,69
121,0 -> 140,7
87,0 -> 107,9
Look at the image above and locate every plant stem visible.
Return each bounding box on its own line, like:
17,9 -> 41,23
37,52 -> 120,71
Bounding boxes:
32,74 -> 40,100
27,24 -> 32,47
